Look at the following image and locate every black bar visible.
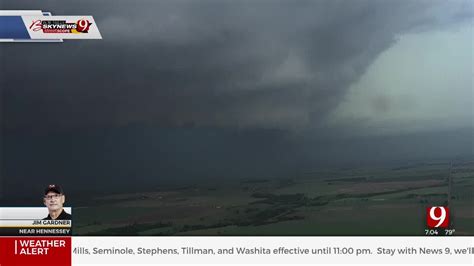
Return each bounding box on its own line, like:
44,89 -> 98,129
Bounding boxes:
0,227 -> 72,236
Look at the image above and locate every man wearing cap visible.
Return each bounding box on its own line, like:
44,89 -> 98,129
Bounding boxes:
43,184 -> 72,220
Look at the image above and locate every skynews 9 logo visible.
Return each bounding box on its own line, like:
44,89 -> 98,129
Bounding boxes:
29,19 -> 93,34
426,206 -> 449,228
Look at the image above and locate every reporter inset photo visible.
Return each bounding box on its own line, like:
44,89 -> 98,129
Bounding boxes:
43,184 -> 72,220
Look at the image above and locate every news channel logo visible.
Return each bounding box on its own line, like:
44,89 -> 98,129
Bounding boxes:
29,19 -> 93,34
425,206 -> 455,236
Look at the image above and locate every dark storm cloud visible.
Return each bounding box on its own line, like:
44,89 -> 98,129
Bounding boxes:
1,0 -> 472,132
1,1 -> 473,201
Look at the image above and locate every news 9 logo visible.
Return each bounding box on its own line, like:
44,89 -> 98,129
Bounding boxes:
426,206 -> 449,228
76,19 -> 92,33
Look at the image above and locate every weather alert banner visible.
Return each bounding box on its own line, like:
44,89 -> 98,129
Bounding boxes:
0,10 -> 101,42
0,237 -> 71,266
0,208 -> 72,265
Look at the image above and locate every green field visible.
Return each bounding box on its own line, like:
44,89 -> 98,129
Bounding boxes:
73,160 -> 474,236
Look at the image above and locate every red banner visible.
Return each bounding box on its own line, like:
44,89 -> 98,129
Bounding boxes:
0,237 -> 71,266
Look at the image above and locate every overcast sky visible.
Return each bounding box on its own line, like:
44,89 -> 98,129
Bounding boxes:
1,0 -> 472,134
0,0 -> 473,197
